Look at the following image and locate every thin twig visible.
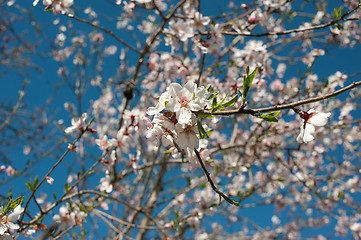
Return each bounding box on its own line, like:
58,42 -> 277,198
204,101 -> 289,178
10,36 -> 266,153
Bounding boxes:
69,15 -> 141,54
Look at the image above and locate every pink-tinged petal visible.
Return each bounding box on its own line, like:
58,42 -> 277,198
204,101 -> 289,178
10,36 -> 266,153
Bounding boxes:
181,88 -> 193,100
309,112 -> 331,126
175,133 -> 187,150
161,135 -> 173,146
168,98 -> 179,112
53,215 -> 62,223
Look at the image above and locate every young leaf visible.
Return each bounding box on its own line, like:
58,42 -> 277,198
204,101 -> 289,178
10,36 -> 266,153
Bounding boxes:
33,176 -> 39,189
195,112 -> 214,118
221,94 -> 238,108
256,111 -> 280,123
2,196 -> 24,216
26,181 -> 33,191
242,67 -> 258,105
208,91 -> 219,100
197,120 -> 210,139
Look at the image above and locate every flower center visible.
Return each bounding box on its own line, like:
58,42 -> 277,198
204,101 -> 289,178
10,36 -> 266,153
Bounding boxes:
300,112 -> 317,123
179,98 -> 189,108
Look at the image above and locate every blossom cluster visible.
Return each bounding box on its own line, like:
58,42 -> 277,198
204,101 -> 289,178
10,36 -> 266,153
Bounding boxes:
53,203 -> 87,231
145,81 -> 210,165
33,0 -> 74,16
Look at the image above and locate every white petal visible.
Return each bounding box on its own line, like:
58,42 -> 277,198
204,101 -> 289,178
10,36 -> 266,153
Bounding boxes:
0,224 -> 8,235
307,108 -> 316,114
177,107 -> 191,125
297,123 -> 315,143
188,99 -> 202,111
188,132 -> 199,149
184,81 -> 196,93
169,83 -> 183,97
302,123 -> 315,143
310,112 -> 331,126
296,126 -> 305,143
146,105 -> 162,115
7,222 -> 19,230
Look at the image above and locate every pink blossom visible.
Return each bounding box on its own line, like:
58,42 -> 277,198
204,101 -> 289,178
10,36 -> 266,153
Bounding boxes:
6,166 -> 15,176
95,135 -> 112,151
46,176 -> 54,184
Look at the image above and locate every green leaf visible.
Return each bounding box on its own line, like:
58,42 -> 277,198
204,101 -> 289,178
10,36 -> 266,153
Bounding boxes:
65,183 -> 70,193
2,196 -> 24,216
242,67 -> 258,105
26,181 -> 33,191
164,149 -> 173,155
256,111 -> 280,123
206,85 -> 212,92
221,94 -> 238,108
196,112 -> 214,118
197,120 -> 211,139
208,91 -> 219,100
211,95 -> 217,109
332,7 -> 343,19
33,176 -> 39,189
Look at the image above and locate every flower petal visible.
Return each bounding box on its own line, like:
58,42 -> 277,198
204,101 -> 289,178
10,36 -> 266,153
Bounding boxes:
177,107 -> 191,125
297,123 -> 315,143
310,112 -> 331,126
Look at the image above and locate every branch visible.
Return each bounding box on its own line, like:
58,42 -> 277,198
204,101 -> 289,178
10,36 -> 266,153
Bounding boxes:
194,149 -> 240,206
197,80 -> 361,116
214,3 -> 361,37
0,89 -> 25,131
69,15 -> 141,54
20,117 -> 95,224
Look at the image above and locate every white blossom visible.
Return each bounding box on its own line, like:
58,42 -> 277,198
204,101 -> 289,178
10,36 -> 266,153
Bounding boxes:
296,108 -> 331,143
0,205 -> 23,235
64,113 -> 88,134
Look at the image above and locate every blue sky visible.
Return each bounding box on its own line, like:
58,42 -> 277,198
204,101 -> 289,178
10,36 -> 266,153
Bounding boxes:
1,0 -> 361,239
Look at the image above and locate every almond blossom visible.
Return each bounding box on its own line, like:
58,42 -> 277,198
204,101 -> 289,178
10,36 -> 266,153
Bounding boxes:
64,113 -> 88,134
99,171 -> 113,193
53,204 -> 86,231
41,0 -> 74,16
294,108 -> 332,143
167,81 -> 209,125
46,176 -> 54,184
0,205 -> 23,235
